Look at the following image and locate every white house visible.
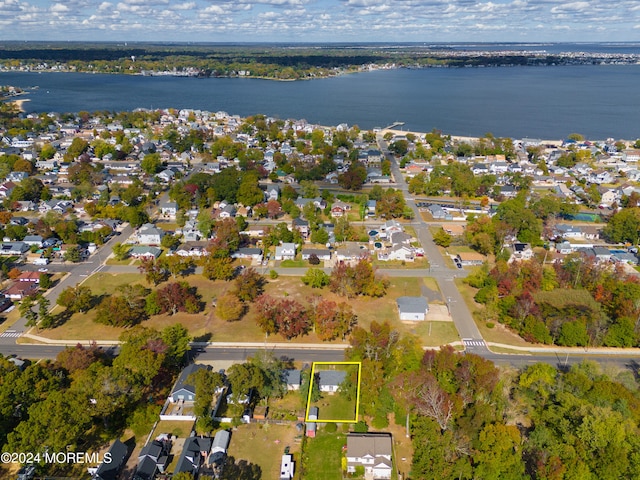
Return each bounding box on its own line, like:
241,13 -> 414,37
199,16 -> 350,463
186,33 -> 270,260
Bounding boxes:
346,433 -> 393,480
317,370 -> 346,393
396,296 -> 429,321
160,201 -> 178,218
137,223 -> 165,245
275,242 -> 296,261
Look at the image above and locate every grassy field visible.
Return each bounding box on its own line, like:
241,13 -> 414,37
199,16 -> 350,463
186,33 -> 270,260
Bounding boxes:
301,432 -> 346,480
226,423 -> 302,480
413,321 -> 460,347
35,271 -> 461,346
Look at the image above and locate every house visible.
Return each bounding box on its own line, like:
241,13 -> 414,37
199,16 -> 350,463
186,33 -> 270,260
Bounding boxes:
511,242 -> 534,262
317,370 -> 347,393
265,184 -> 280,201
218,204 -> 237,219
280,454 -> 295,480
427,204 -> 447,220
396,296 -> 429,321
16,271 -> 41,283
284,370 -> 301,390
346,433 -> 393,480
301,248 -> 331,261
208,430 -> 231,468
366,200 -> 377,216
0,241 -> 29,256
553,224 -> 582,239
335,244 -> 368,263
456,252 -> 485,266
556,241 -> 574,255
231,247 -> 263,262
137,223 -> 165,245
175,241 -> 209,258
330,204 -> 347,218
275,242 -> 296,261
133,438 -> 171,480
307,406 -> 318,438
593,246 -> 612,263
0,181 -> 16,198
174,436 -> 211,477
129,246 -> 162,259
159,201 -> 178,218
292,217 -> 310,237
382,244 -> 415,262
22,235 -> 43,247
157,169 -> 176,183
170,364 -> 212,403
92,439 -> 128,480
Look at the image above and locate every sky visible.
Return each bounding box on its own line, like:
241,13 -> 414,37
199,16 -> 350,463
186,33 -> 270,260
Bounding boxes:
0,0 -> 639,43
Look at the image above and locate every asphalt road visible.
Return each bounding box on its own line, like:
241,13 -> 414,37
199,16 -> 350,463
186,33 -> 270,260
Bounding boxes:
0,223 -> 134,345
378,134 -> 486,348
3,342 -> 640,373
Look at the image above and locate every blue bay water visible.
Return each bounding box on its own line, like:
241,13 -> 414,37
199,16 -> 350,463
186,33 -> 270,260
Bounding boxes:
1,64 -> 640,139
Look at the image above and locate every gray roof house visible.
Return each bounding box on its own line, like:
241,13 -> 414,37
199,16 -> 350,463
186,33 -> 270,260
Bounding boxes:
170,364 -> 212,403
346,433 -> 393,480
137,223 -> 165,245
210,430 -> 231,455
284,369 -> 301,390
397,296 -> 429,321
317,370 -> 347,393
275,242 -> 296,261
174,436 -> 211,477
93,439 -> 128,480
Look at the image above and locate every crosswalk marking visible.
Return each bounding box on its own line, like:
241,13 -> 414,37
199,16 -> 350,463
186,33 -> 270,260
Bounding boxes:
0,330 -> 22,338
463,338 -> 486,348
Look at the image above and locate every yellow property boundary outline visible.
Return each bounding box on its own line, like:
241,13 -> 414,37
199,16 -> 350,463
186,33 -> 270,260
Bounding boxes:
304,361 -> 362,423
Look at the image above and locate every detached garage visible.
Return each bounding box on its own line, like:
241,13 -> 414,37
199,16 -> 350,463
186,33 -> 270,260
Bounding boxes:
397,296 -> 429,321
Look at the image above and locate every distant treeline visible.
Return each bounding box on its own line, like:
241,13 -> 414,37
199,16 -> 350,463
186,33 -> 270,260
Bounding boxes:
0,43 -> 624,79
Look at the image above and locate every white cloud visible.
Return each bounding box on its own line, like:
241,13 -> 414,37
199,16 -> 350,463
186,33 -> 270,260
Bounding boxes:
50,3 -> 69,12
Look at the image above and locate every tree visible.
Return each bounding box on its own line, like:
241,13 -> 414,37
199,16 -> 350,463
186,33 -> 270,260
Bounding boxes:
302,268 -> 330,288
56,285 -> 94,313
310,227 -> 329,244
313,300 -> 357,341
138,257 -> 168,286
63,245 -> 82,263
160,255 -> 193,279
432,228 -> 452,247
95,295 -> 146,327
112,242 -> 130,261
232,268 -> 265,302
155,282 -> 202,315
141,152 -> 162,175
161,323 -> 191,367
254,294 -> 310,339
237,172 -> 264,206
603,207 -> 640,244
266,199 -> 282,219
202,256 -> 235,281
216,293 -> 246,322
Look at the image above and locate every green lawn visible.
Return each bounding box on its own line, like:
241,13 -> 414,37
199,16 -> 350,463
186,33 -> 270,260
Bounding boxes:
226,424 -> 301,480
280,259 -> 309,268
302,432 -> 346,480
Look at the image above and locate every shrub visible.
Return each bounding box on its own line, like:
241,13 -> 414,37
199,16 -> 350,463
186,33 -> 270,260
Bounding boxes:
269,270 -> 279,279
324,422 -> 337,433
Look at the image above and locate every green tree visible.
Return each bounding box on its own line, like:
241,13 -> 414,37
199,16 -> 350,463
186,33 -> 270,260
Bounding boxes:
56,285 -> 94,313
216,293 -> 246,322
302,268 -> 330,288
141,152 -> 162,175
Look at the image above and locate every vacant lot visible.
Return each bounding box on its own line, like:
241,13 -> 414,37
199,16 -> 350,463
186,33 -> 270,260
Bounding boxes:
36,271 -> 460,346
226,423 -> 302,480
301,431 -> 346,480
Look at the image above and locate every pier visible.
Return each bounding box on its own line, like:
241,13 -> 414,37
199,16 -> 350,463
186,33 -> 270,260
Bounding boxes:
384,121 -> 405,130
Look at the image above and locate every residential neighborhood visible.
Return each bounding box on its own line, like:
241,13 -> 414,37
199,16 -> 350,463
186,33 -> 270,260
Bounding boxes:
2,100 -> 640,480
